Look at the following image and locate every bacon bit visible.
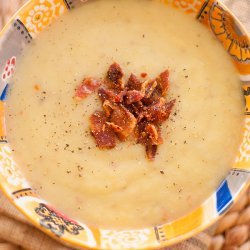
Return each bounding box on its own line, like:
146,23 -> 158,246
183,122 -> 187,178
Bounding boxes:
145,98 -> 176,124
34,84 -> 41,91
156,70 -> 169,96
127,74 -> 141,91
106,122 -> 123,133
146,145 -> 158,161
135,122 -> 162,146
102,101 -> 137,140
85,63 -> 175,161
127,101 -> 145,119
145,123 -> 163,145
98,87 -> 126,103
109,103 -> 137,141
107,63 -> 124,90
75,78 -> 101,101
90,111 -> 116,149
103,100 -> 113,117
141,96 -> 156,106
135,121 -> 147,144
141,80 -> 157,98
141,72 -> 148,78
125,90 -> 144,105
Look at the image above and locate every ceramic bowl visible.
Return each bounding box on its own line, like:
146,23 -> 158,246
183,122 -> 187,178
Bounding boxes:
0,0 -> 249,249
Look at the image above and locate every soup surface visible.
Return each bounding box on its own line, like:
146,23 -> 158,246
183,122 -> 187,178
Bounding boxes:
6,0 -> 244,229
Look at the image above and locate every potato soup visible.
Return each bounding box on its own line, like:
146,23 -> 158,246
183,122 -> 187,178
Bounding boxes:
6,0 -> 244,229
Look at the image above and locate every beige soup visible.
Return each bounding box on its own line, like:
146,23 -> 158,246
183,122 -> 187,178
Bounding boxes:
6,0 -> 244,229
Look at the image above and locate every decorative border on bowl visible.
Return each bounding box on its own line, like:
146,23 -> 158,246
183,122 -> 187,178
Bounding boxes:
0,0 -> 249,249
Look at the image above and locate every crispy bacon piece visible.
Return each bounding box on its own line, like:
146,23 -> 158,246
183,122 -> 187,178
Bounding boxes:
98,87 -> 126,103
104,102 -> 137,141
125,90 -> 144,105
103,100 -> 113,117
145,123 -> 163,145
144,98 -> 176,124
127,101 -> 145,120
141,80 -> 158,98
106,122 -> 123,133
110,105 -> 137,141
156,70 -> 169,96
90,111 -> 116,149
135,121 -> 148,144
127,73 -> 142,91
146,145 -> 158,161
107,63 -> 124,90
141,72 -> 148,78
141,96 -> 157,106
135,122 -> 161,161
136,122 -> 162,146
75,78 -> 101,101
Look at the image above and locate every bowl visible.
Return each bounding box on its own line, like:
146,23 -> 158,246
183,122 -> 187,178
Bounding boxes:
0,0 -> 249,249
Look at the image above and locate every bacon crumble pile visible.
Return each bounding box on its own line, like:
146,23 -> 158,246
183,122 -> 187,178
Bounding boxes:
75,63 -> 175,160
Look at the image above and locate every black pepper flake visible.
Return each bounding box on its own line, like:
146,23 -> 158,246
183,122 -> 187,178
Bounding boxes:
160,170 -> 165,175
66,170 -> 71,174
77,165 -> 83,171
185,75 -> 189,78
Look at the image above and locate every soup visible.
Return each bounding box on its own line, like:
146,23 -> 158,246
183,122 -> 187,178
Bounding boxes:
6,0 -> 244,229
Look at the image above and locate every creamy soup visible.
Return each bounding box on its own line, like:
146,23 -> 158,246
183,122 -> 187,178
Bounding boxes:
6,0 -> 244,229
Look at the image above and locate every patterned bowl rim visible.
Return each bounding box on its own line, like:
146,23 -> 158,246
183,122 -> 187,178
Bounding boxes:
0,1 -> 249,249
